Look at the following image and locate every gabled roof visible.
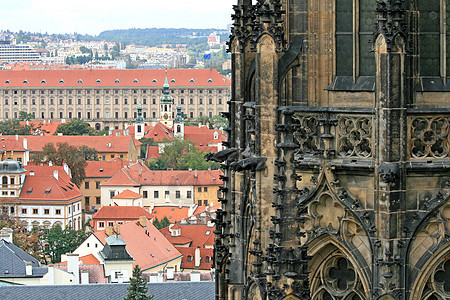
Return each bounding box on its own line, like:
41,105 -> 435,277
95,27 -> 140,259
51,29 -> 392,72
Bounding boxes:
112,189 -> 143,199
143,123 -> 174,141
93,219 -> 181,271
25,163 -> 67,177
0,239 -> 47,278
184,126 -> 227,146
0,69 -> 230,88
92,206 -> 152,220
178,247 -> 214,270
54,254 -> 100,266
19,173 -> 82,203
151,206 -> 191,223
103,164 -> 223,187
85,159 -> 132,178
160,224 -> 215,249
146,146 -> 160,160
0,137 -> 26,152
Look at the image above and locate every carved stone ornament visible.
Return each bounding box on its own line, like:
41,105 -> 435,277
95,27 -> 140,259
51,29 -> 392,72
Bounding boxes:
378,162 -> 399,184
337,117 -> 372,158
410,117 -> 450,159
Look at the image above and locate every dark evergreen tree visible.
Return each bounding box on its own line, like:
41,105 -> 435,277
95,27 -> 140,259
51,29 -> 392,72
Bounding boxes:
124,265 -> 153,300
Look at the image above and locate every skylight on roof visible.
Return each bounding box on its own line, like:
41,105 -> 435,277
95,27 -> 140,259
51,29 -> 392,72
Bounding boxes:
26,188 -> 33,194
152,79 -> 157,83
77,79 -> 83,83
166,248 -> 171,251
189,78 -> 195,83
41,79 -> 46,83
5,80 -> 10,84
133,78 -> 139,83
150,253 -> 154,258
96,79 -> 101,83
45,188 -> 51,194
115,79 -> 120,83
59,79 -> 64,83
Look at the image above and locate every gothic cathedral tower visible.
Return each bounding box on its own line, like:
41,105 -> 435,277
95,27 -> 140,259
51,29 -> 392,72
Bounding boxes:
214,1 -> 450,299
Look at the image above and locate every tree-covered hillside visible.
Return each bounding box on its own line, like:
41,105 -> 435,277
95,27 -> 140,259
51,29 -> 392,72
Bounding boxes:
96,28 -> 228,48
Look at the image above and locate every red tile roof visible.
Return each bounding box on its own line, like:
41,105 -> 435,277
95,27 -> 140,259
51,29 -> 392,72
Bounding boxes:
19,121 -> 62,136
103,163 -> 223,187
143,123 -> 174,142
0,69 -> 230,88
0,136 -> 26,152
146,146 -> 160,160
177,247 -> 214,270
25,164 -> 67,177
85,159 -> 132,178
92,206 -> 152,220
19,173 -> 82,203
160,224 -> 215,248
112,189 -> 143,199
16,135 -> 139,153
93,219 -> 182,271
150,206 -> 191,223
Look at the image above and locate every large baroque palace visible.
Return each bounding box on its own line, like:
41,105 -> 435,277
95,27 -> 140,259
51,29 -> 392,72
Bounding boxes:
213,1 -> 450,299
0,69 -> 230,130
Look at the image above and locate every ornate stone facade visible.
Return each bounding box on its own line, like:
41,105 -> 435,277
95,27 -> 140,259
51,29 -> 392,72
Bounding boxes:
214,1 -> 450,299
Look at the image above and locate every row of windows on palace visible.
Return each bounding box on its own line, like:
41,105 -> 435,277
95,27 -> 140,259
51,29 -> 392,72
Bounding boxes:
4,109 -> 220,120
2,96 -> 224,106
1,88 -> 228,96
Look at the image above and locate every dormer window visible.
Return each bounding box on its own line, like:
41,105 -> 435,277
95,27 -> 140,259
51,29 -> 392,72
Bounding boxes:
77,79 -> 83,83
96,79 -> 101,83
45,188 -> 51,194
152,79 -> 157,83
170,79 -> 176,83
23,79 -> 29,84
41,79 -> 46,83
5,80 -> 10,84
115,79 -> 120,83
189,78 -> 195,83
133,78 -> 139,83
59,79 -> 64,83
207,78 -> 212,83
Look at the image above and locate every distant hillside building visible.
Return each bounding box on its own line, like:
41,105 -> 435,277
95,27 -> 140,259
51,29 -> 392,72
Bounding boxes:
0,40 -> 40,63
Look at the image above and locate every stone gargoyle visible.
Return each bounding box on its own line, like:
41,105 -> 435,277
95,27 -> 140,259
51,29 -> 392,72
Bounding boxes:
204,148 -> 238,163
230,157 -> 267,172
378,162 -> 399,184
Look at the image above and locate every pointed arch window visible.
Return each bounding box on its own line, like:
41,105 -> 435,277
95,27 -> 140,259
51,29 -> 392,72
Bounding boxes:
417,0 -> 450,77
335,0 -> 376,77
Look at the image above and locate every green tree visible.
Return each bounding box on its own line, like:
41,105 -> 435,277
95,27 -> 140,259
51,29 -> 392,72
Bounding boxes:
31,142 -> 88,187
18,111 -> 34,121
124,265 -> 153,300
44,224 -> 89,263
0,217 -> 45,262
78,145 -> 99,161
152,217 -> 161,229
186,150 -> 220,170
139,138 -> 155,158
160,216 -> 170,229
55,119 -> 95,136
0,119 -> 35,135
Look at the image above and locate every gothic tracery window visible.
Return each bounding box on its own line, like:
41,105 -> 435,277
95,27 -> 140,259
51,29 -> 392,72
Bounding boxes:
335,0 -> 376,77
311,254 -> 366,300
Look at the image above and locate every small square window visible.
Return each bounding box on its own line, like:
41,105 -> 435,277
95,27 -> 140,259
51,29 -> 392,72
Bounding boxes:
33,208 -> 38,214
176,191 -> 180,198
21,208 -> 27,214
44,209 -> 50,215
154,191 -> 159,198
99,222 -> 105,228
55,209 -> 61,215
198,187 -> 202,192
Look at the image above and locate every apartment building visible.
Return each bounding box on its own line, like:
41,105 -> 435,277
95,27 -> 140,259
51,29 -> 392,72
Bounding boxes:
0,69 -> 230,130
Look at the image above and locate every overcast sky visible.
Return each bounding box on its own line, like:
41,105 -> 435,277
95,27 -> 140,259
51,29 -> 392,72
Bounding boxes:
2,0 -> 236,35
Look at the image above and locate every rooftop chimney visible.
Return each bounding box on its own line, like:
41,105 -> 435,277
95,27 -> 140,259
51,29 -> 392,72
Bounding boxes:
194,247 -> 201,268
105,226 -> 114,236
53,170 -> 58,181
23,138 -> 27,149
0,228 -> 13,243
30,171 -> 35,176
66,253 -> 80,284
25,261 -> 32,276
194,169 -> 198,178
139,216 -> 147,228
113,223 -> 121,235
